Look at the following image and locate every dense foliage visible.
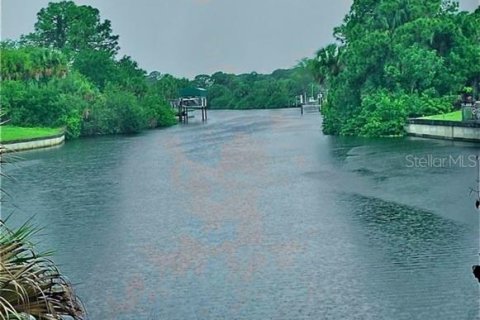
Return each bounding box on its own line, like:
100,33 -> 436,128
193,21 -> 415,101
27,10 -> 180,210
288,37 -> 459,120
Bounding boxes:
201,68 -> 318,109
2,0 -> 323,140
1,45 -> 68,81
22,0 -> 120,58
309,0 -> 480,136
7,0 -> 470,139
1,1 -> 178,139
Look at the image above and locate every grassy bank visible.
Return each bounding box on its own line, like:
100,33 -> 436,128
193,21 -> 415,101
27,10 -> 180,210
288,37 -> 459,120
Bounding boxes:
1,125 -> 63,143
420,111 -> 462,121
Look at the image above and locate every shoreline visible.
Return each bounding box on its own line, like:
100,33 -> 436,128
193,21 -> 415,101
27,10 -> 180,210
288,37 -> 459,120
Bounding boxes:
1,132 -> 66,153
405,118 -> 480,142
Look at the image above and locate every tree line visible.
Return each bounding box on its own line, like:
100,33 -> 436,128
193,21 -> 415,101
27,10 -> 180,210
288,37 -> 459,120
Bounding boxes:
1,1 -> 319,140
194,68 -> 318,109
307,0 -> 480,137
1,1 -> 187,139
4,0 -> 469,140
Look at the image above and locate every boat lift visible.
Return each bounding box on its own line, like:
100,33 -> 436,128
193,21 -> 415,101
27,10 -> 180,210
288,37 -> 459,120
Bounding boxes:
170,87 -> 208,123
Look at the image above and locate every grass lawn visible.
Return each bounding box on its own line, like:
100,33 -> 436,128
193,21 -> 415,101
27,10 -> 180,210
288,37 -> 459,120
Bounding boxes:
1,126 -> 63,143
420,111 -> 462,121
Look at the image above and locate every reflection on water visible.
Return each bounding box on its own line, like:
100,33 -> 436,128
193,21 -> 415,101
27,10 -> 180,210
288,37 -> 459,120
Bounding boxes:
3,109 -> 479,319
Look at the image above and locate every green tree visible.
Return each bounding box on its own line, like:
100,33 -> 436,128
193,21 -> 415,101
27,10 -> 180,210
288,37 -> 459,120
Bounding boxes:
149,74 -> 190,101
112,56 -> 148,97
206,68 -> 316,109
72,49 -> 117,89
313,0 -> 480,137
193,74 -> 213,89
24,1 -> 119,57
0,45 -> 68,81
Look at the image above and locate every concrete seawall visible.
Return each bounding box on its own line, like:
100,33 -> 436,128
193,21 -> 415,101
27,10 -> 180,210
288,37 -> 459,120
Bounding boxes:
1,133 -> 65,153
406,119 -> 480,142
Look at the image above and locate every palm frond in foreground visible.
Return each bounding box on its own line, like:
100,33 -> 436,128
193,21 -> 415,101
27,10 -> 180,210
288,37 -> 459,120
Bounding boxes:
0,221 -> 85,319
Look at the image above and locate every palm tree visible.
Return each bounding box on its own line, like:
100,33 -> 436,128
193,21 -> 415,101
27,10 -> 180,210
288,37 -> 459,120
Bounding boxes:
29,48 -> 45,81
312,44 -> 343,85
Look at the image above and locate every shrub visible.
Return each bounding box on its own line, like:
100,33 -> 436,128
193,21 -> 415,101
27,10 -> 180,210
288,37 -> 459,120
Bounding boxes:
141,93 -> 177,128
85,85 -> 144,135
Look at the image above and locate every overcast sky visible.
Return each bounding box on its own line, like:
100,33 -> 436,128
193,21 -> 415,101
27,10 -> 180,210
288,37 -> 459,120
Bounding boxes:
1,0 -> 478,79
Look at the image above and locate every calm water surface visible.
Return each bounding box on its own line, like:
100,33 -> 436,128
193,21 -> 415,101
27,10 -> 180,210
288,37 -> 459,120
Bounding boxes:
3,109 -> 479,319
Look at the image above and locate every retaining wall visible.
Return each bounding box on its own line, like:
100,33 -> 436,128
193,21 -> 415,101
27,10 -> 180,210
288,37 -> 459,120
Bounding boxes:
1,133 -> 65,153
405,119 -> 480,142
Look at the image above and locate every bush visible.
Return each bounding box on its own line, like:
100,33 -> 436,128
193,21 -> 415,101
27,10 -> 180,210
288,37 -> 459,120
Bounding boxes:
355,91 -> 408,137
335,90 -> 456,137
61,112 -> 82,139
85,85 -> 144,134
8,81 -> 62,126
141,93 -> 177,128
2,72 -> 95,137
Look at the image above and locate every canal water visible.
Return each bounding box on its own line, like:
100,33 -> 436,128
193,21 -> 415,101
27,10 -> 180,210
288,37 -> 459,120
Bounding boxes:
3,109 -> 479,319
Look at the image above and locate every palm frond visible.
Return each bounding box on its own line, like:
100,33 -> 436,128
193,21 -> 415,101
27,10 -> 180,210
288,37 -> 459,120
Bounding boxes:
0,221 -> 85,319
